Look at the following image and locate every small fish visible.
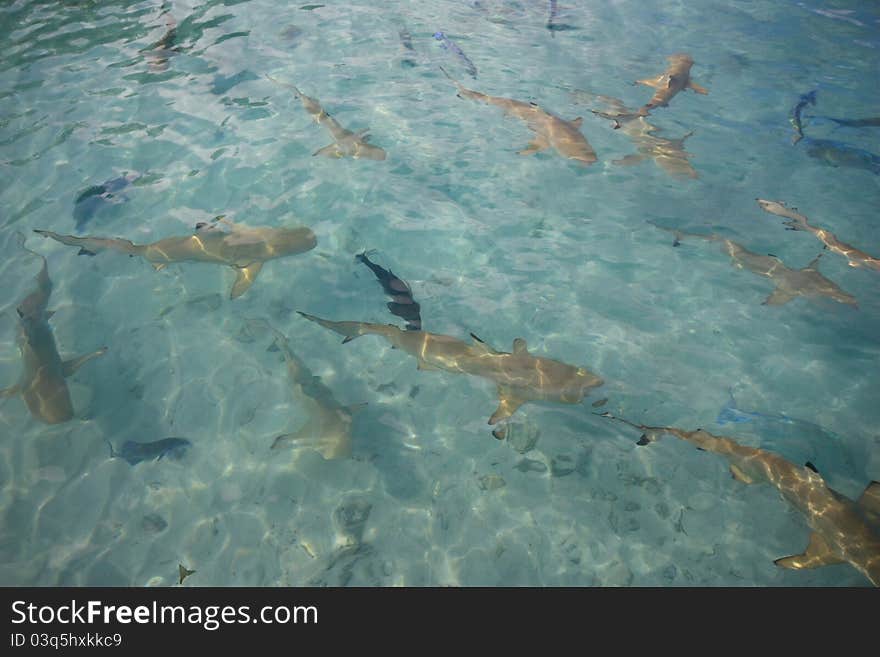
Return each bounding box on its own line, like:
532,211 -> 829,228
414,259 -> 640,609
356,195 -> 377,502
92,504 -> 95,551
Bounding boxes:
433,31 -> 477,78
790,90 -> 817,144
356,252 -> 422,330
178,564 -> 196,584
399,28 -> 417,68
546,0 -> 576,35
107,438 -> 191,466
73,172 -> 141,232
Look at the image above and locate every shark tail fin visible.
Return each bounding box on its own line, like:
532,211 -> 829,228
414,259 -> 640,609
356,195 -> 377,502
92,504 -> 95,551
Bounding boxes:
297,311 -> 373,344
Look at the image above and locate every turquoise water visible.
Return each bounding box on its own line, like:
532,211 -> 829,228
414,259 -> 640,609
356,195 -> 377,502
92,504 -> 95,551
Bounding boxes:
0,0 -> 878,586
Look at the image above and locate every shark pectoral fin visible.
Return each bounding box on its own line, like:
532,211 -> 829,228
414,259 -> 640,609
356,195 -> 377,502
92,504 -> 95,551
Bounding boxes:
0,384 -> 21,398
62,347 -> 108,377
613,154 -> 648,166
635,76 -> 664,89
489,386 -> 526,425
273,426 -> 352,460
512,338 -> 529,355
729,464 -> 754,484
763,288 -> 796,306
857,481 -> 880,515
518,136 -> 550,156
230,262 -> 263,299
687,80 -> 709,95
313,143 -> 342,158
774,533 -> 843,570
357,144 -> 387,161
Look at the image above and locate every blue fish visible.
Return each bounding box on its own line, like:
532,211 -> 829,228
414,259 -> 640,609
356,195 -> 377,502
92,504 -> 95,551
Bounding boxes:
107,438 -> 192,466
715,390 -> 852,475
433,31 -> 477,78
73,172 -> 140,232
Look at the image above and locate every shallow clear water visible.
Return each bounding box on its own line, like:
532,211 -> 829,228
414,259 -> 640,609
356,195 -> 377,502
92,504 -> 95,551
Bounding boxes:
0,0 -> 878,586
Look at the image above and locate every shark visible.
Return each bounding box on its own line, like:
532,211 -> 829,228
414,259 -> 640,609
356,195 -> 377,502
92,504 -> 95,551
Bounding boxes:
756,199 -> 880,272
583,91 -> 697,178
266,75 -> 386,160
0,240 -> 107,424
440,67 -> 597,165
297,311 -> 603,428
264,323 -> 363,460
598,411 -> 880,587
33,217 -> 317,299
635,53 -> 708,115
651,222 -> 858,307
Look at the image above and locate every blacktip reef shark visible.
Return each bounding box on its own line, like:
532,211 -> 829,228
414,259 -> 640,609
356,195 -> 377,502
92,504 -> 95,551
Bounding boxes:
33,216 -> 317,299
259,322 -> 364,460
756,199 -> 880,272
650,222 -> 858,307
582,91 -> 697,178
634,54 -> 708,115
266,75 -> 386,160
598,411 -> 880,587
297,311 -> 603,429
439,67 -> 597,165
1,238 -> 107,424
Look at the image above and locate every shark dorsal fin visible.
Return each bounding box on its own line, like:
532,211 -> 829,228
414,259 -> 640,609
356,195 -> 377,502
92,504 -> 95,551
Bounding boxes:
512,338 -> 528,355
470,333 -> 499,355
571,116 -> 583,128
858,481 -> 880,515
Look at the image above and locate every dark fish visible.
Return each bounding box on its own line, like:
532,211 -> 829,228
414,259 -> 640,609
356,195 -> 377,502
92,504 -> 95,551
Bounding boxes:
399,28 -> 417,68
108,438 -> 191,466
802,137 -> 880,175
433,31 -> 477,78
546,0 -> 577,35
356,252 -> 422,330
790,90 -> 817,144
73,172 -> 140,232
